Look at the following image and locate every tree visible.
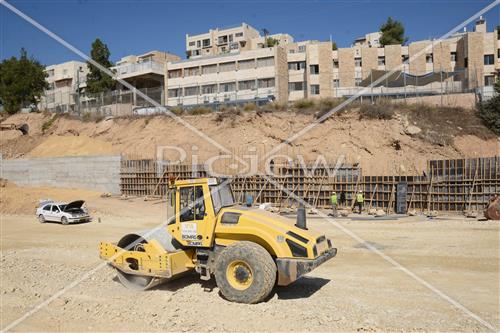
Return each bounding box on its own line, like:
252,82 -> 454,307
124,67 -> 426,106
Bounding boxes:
477,75 -> 500,135
331,41 -> 338,51
86,38 -> 115,94
0,48 -> 48,114
265,37 -> 279,47
379,17 -> 408,46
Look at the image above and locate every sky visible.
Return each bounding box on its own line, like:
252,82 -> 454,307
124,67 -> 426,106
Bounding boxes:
1,0 -> 499,66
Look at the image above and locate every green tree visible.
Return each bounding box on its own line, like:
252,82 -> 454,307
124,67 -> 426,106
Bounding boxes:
331,41 -> 338,51
86,38 -> 115,94
0,48 -> 48,114
265,37 -> 279,47
379,17 -> 408,46
478,75 -> 500,135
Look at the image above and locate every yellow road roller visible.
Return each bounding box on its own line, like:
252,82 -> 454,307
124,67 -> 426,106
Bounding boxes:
99,178 -> 337,303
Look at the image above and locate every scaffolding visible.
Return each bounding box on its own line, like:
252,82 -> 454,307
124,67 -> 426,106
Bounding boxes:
120,156 -> 499,213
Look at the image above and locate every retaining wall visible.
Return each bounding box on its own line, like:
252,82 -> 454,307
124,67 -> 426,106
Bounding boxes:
0,155 -> 121,194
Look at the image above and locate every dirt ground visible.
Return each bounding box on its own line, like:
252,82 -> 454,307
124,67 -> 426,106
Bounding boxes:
1,110 -> 498,175
1,185 -> 499,332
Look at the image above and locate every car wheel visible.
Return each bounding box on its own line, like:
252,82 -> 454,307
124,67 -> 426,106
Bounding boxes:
38,214 -> 46,223
61,216 -> 69,225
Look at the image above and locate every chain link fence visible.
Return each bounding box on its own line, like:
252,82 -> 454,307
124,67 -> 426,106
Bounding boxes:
39,86 -> 164,117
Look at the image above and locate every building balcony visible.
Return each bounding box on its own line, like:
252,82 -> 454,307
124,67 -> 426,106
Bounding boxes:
112,60 -> 165,79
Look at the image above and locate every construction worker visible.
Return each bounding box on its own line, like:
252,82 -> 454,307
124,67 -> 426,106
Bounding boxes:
355,190 -> 364,214
245,193 -> 254,207
330,191 -> 338,217
339,191 -> 346,207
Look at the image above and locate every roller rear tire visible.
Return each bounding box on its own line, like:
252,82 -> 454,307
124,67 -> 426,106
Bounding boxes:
215,241 -> 276,304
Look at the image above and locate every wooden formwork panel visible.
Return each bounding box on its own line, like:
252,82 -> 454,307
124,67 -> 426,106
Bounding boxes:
120,157 -> 499,212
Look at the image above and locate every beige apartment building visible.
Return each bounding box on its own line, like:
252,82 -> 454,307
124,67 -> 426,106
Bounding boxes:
40,60 -> 88,112
164,18 -> 499,107
112,50 -> 180,104
41,18 -> 499,112
185,23 -> 293,59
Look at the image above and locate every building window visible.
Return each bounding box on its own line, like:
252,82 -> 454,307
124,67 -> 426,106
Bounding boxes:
289,49 -> 296,54
168,88 -> 182,98
201,64 -> 217,74
310,64 -> 319,74
484,75 -> 495,86
238,59 -> 255,70
310,84 -> 320,95
426,53 -> 433,64
464,57 -> 468,68
257,57 -> 274,67
202,39 -> 211,48
378,56 -> 385,66
333,79 -> 339,88
189,41 -> 195,46
184,67 -> 200,76
484,54 -> 494,65
184,86 -> 199,96
228,35 -> 233,43
168,69 -> 182,78
201,84 -> 217,94
47,82 -> 55,90
218,35 -> 228,45
197,40 -> 201,48
258,78 -> 275,88
298,45 -> 306,52
220,82 -> 236,92
288,61 -> 306,71
219,62 -> 236,72
238,80 -> 256,90
190,50 -> 201,57
235,32 -> 243,38
402,55 -> 409,64
450,52 -> 457,62
354,58 -> 362,67
333,59 -> 339,69
289,81 -> 305,91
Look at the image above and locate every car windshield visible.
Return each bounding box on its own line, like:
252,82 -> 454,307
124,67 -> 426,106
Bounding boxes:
59,205 -> 67,211
210,182 -> 235,215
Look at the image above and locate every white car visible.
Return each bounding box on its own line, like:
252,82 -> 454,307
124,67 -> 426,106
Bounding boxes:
36,200 -> 92,225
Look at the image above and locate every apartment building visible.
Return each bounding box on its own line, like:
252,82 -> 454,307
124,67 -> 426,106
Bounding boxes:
41,61 -> 88,112
353,32 -> 382,48
112,50 -> 181,104
165,47 -> 288,106
42,19 -> 499,112
165,19 -> 499,107
185,23 -> 293,59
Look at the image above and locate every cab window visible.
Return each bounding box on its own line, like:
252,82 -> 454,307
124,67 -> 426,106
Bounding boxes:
179,186 -> 205,222
43,205 -> 51,211
51,205 -> 60,212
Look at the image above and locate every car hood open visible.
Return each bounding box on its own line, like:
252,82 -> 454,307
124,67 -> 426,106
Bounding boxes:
64,200 -> 85,211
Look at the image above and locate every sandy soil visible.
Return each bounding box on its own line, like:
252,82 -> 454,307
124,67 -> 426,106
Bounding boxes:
1,185 -> 499,332
1,111 -> 498,175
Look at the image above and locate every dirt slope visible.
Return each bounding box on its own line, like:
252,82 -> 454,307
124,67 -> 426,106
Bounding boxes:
1,109 -> 498,175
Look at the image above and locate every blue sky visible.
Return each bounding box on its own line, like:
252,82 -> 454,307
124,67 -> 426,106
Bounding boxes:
1,0 -> 499,66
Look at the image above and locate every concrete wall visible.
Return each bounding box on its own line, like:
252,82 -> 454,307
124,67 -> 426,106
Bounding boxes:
1,155 -> 121,194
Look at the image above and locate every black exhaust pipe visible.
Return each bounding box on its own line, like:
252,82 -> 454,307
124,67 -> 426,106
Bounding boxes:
296,203 -> 307,230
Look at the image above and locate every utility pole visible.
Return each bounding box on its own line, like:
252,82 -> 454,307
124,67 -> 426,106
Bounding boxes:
76,66 -> 83,116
